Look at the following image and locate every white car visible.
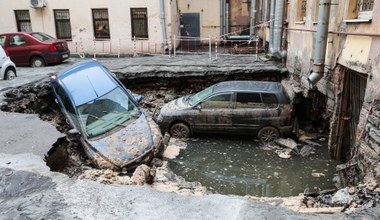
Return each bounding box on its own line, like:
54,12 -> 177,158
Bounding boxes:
0,45 -> 16,80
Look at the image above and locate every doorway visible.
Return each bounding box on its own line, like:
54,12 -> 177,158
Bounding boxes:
180,13 -> 200,49
334,68 -> 368,162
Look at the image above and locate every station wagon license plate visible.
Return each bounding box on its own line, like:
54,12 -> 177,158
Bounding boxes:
62,54 -> 68,58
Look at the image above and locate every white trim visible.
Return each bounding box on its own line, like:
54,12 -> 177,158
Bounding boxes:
344,18 -> 372,23
358,10 -> 373,20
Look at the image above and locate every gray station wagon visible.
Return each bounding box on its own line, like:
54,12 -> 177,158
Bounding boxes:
153,80 -> 294,142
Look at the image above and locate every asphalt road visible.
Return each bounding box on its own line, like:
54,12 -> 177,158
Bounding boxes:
0,55 -> 379,219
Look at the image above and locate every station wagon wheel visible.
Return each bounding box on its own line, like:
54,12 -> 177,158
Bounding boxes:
4,67 -> 16,80
257,126 -> 279,143
31,56 -> 45,67
170,123 -> 190,139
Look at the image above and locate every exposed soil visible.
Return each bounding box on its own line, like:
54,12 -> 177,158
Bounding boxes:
2,76 -> 379,214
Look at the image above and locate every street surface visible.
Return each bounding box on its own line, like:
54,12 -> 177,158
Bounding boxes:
1,55 -> 379,219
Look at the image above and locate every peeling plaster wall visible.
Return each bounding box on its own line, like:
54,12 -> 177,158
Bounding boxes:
286,0 -> 380,184
0,0 -> 179,55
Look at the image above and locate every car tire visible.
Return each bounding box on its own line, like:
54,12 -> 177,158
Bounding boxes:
31,56 -> 45,67
257,126 -> 279,143
4,67 -> 16,80
170,122 -> 190,139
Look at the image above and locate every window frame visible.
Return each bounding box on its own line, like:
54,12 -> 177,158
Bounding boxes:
54,9 -> 72,40
358,0 -> 374,20
201,93 -> 233,109
92,8 -> 111,39
14,10 -> 32,32
130,8 -> 149,39
235,92 -> 264,109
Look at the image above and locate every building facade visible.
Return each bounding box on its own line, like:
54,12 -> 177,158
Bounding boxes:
283,0 -> 380,186
0,0 -> 180,56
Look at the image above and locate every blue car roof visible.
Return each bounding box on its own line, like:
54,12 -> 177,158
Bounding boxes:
55,60 -> 118,106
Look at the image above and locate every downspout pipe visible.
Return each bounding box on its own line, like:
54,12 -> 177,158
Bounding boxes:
249,0 -> 256,38
308,0 -> 331,86
220,0 -> 225,39
159,0 -> 168,49
269,0 -> 275,51
270,0 -> 286,59
226,1 -> 230,35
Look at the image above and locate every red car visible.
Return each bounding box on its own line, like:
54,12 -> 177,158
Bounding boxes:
0,32 -> 70,67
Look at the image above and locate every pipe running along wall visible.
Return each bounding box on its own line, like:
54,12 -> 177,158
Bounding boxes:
270,0 -> 286,59
160,0 -> 168,49
249,0 -> 256,38
308,0 -> 332,86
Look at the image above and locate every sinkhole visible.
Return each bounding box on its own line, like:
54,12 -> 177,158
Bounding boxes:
0,74 -> 338,197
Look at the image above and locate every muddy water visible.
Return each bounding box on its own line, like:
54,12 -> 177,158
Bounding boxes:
168,135 -> 339,197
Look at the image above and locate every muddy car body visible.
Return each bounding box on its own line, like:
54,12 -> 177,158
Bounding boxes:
154,80 -> 294,142
51,60 -> 166,171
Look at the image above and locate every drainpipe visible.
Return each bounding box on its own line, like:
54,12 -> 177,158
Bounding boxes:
308,0 -> 331,86
270,0 -> 286,59
269,0 -> 275,53
249,0 -> 256,38
220,0 -> 225,39
226,1 -> 230,35
159,0 -> 168,49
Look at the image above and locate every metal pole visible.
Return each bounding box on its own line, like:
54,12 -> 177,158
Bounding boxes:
209,35 -> 212,60
133,36 -> 137,57
174,34 -> 176,57
215,36 -> 218,59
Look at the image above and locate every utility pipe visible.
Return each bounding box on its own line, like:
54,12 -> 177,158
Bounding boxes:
249,0 -> 257,38
270,0 -> 286,59
308,0 -> 332,86
269,0 -> 275,52
220,0 -> 225,38
159,0 -> 168,49
287,27 -> 380,38
226,2 -> 230,35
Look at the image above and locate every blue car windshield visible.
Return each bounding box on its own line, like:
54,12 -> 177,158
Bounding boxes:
77,87 -> 140,138
188,85 -> 214,106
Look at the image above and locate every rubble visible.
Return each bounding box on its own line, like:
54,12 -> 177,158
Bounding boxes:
262,136 -> 321,159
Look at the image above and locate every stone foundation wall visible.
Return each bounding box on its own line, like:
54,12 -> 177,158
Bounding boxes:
357,103 -> 380,184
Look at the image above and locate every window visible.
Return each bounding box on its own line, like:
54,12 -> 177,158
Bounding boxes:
54,10 -> 72,40
346,0 -> 374,21
0,36 -> 6,46
10,35 -> 27,46
92,9 -> 110,39
358,0 -> 374,19
14,10 -> 32,32
131,8 -> 148,39
202,93 -> 232,109
296,0 -> 307,22
261,93 -> 278,108
236,93 -> 263,108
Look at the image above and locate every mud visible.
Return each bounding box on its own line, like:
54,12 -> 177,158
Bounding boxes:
2,76 -> 379,214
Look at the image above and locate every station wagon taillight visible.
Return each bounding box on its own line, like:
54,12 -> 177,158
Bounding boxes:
50,43 -> 57,52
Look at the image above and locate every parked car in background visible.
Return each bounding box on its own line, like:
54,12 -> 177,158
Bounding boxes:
153,80 -> 294,143
51,60 -> 167,171
0,32 -> 70,67
0,45 -> 16,80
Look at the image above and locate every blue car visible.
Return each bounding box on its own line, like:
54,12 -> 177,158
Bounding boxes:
51,60 -> 167,171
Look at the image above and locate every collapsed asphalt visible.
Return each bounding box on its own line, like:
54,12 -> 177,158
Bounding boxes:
1,55 -> 380,219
